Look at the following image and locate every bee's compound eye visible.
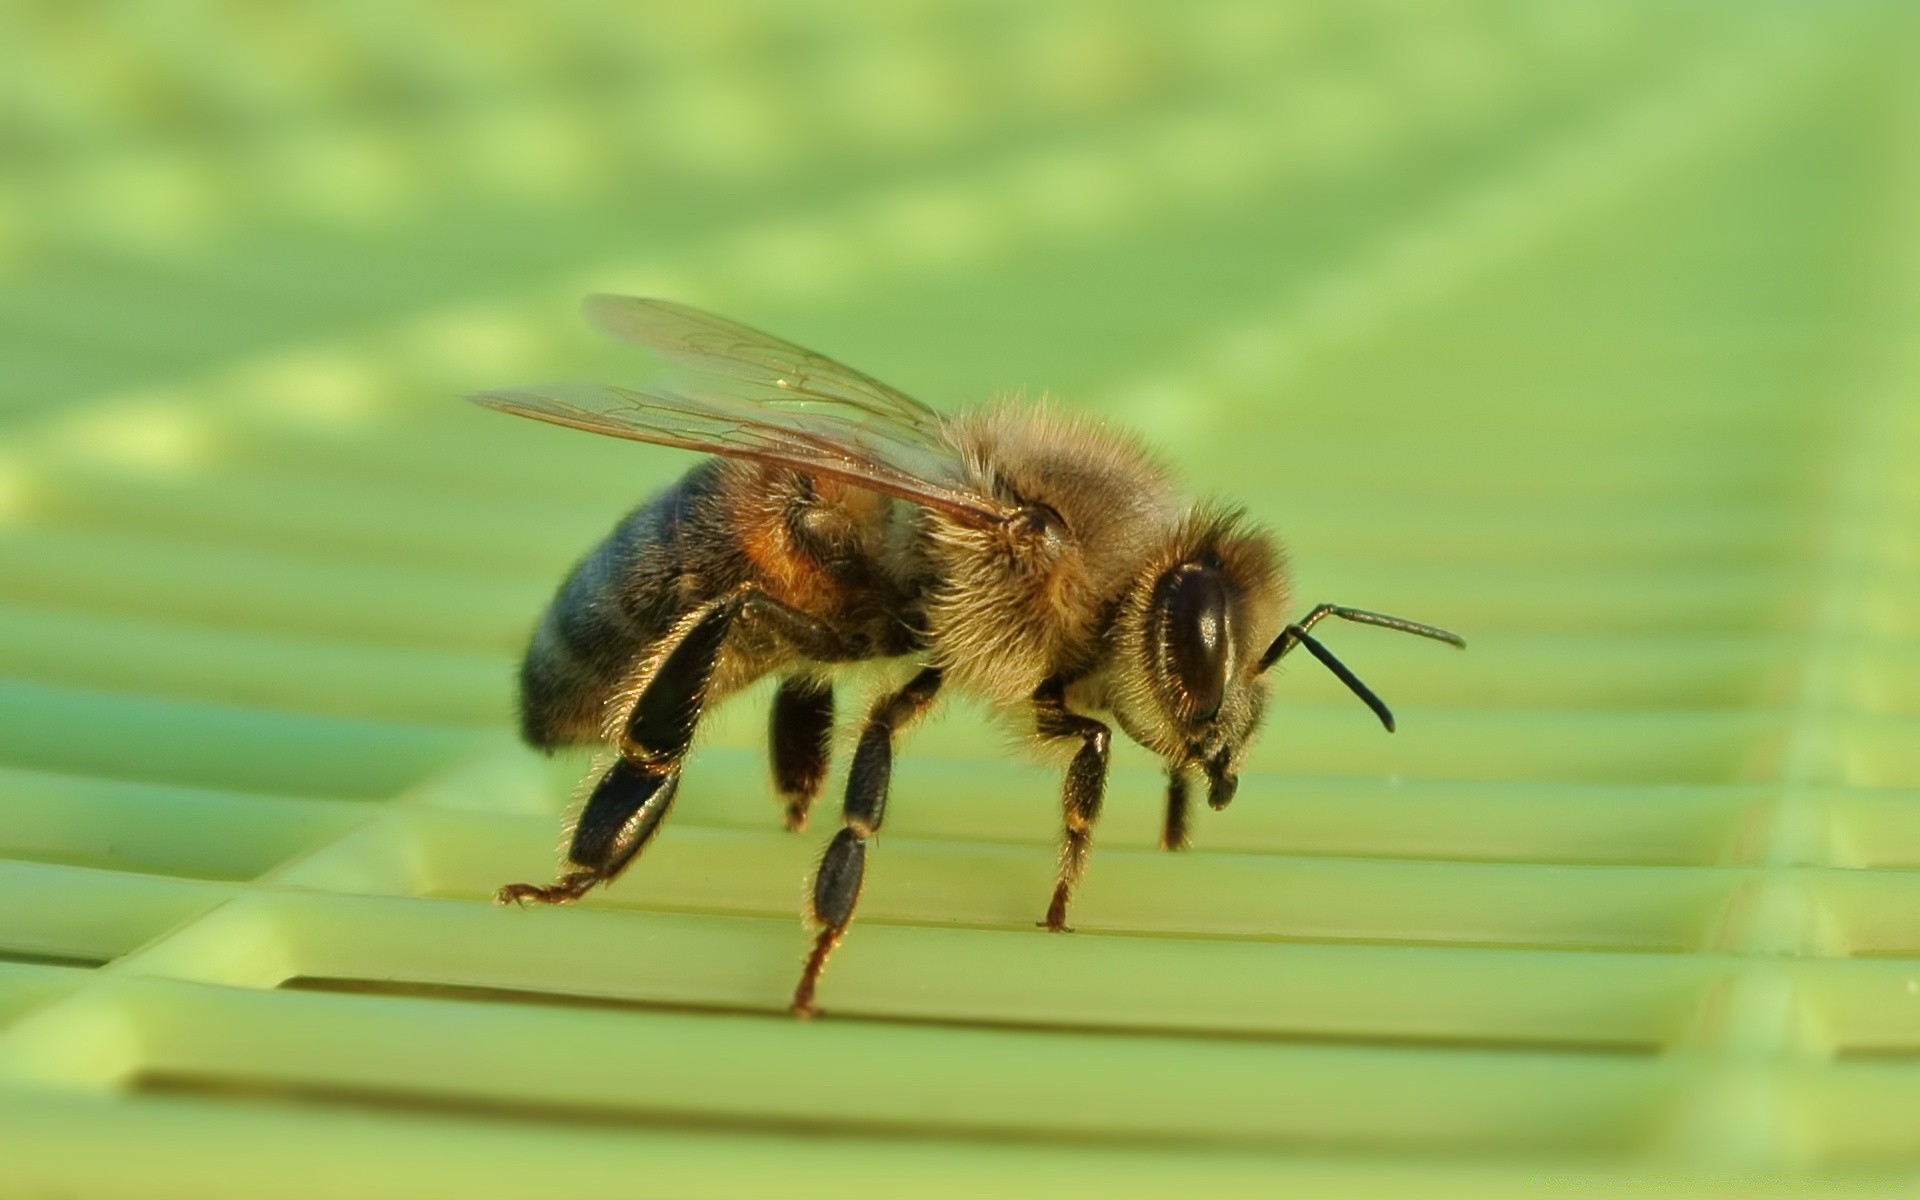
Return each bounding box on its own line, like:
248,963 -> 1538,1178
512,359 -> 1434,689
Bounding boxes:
1156,563 -> 1233,726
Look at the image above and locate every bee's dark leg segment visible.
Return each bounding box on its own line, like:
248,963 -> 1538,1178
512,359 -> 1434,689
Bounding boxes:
1161,767 -> 1192,851
738,592 -> 859,662
770,677 -> 834,831
498,765 -> 679,905
1034,678 -> 1110,934
622,597 -> 737,754
792,666 -> 943,1017
571,760 -> 680,874
496,596 -> 738,907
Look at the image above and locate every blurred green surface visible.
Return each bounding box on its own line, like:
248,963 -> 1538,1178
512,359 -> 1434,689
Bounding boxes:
4,1 -> 1920,1196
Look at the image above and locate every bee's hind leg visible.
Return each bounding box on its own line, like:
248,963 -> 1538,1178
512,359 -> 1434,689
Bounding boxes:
770,678 -> 834,832
496,763 -> 681,905
792,666 -> 942,1017
497,595 -> 738,907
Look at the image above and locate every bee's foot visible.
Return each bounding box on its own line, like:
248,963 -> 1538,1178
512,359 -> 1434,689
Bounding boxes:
495,872 -> 597,906
780,803 -> 810,833
1042,887 -> 1074,932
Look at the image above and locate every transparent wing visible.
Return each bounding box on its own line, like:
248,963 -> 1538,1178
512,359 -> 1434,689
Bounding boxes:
583,295 -> 946,435
471,300 -> 1010,524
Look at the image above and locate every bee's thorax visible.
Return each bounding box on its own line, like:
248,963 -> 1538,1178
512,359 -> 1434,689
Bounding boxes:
918,402 -> 1185,705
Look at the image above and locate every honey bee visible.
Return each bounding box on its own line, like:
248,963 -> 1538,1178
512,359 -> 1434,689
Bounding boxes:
476,296 -> 1463,1017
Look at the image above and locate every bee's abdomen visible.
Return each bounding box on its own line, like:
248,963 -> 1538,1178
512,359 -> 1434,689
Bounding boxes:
518,462 -> 728,750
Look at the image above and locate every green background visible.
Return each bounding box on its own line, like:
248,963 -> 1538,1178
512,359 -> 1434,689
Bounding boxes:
3,1 -> 1919,1195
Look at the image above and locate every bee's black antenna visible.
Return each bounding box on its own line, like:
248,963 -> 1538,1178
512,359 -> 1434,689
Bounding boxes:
1292,629 -> 1397,731
1258,604 -> 1466,732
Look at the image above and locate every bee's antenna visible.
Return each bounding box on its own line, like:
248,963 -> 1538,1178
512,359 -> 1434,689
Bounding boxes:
1289,629 -> 1397,732
1258,603 -> 1465,731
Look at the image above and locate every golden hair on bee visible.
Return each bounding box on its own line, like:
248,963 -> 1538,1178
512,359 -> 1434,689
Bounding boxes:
920,397 -> 1183,707
473,296 -> 1464,1017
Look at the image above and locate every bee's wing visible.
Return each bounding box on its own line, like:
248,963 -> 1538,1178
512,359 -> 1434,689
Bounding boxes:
581,295 -> 946,435
472,299 -> 1011,526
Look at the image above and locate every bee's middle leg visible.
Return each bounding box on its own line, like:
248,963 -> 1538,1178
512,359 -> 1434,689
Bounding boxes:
769,677 -> 834,831
497,595 -> 739,906
1033,677 -> 1110,933
791,665 -> 942,1017
737,593 -> 856,834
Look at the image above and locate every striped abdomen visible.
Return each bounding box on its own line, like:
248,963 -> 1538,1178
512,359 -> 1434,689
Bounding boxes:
518,461 -> 734,749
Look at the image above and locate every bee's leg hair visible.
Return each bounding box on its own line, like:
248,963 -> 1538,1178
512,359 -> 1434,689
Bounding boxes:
1161,766 -> 1192,851
1034,677 -> 1111,933
497,594 -> 738,906
770,677 -> 834,831
791,666 -> 943,1017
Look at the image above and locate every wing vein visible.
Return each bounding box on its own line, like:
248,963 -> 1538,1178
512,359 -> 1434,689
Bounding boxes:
468,297 -> 1010,527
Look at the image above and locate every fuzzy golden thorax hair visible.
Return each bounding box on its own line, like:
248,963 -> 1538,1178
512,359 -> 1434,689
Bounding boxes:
919,402 -> 1183,706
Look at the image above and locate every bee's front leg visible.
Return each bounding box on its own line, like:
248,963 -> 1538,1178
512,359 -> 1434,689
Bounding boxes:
497,594 -> 738,906
1033,677 -> 1110,933
1160,766 -> 1192,851
791,666 -> 942,1017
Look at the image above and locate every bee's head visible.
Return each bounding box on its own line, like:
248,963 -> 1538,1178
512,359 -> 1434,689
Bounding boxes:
1107,508 -> 1286,806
